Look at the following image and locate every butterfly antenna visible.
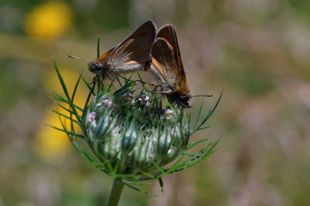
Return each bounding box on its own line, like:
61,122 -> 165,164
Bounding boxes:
67,55 -> 89,64
192,87 -> 225,99
191,94 -> 213,98
67,55 -> 80,59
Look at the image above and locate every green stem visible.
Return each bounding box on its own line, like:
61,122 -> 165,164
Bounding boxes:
106,178 -> 124,206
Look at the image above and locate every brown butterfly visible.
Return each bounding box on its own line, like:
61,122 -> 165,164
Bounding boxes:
150,25 -> 191,108
88,20 -> 156,76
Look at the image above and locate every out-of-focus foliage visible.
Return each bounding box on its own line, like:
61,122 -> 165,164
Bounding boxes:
0,0 -> 309,206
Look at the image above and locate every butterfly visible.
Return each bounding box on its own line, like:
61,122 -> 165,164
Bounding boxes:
88,20 -> 156,76
150,25 -> 191,108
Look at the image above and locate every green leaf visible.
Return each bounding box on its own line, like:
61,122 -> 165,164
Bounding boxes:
187,138 -> 209,149
53,60 -> 82,123
71,73 -> 82,105
82,77 -> 93,92
194,89 -> 223,131
51,109 -> 80,125
47,124 -> 84,138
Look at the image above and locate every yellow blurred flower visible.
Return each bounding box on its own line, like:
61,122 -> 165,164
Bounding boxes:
36,110 -> 71,158
24,1 -> 72,39
36,67 -> 88,159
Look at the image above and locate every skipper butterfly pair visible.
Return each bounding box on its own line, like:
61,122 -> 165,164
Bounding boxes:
88,20 -> 190,108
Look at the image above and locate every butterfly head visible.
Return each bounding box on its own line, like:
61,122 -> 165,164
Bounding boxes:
88,61 -> 106,74
88,61 -> 103,73
168,92 -> 191,108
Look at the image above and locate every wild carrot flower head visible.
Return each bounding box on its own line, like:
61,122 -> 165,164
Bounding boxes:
52,58 -> 221,189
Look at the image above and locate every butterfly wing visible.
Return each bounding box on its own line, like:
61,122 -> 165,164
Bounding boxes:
97,20 -> 156,70
151,38 -> 176,88
97,47 -> 114,64
152,25 -> 189,94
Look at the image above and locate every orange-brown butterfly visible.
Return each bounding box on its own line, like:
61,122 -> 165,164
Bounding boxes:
150,25 -> 191,108
88,20 -> 156,76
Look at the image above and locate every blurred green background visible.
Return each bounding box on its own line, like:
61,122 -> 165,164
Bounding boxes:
0,0 -> 310,205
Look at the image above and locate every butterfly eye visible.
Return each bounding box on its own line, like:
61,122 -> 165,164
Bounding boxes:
88,62 -> 103,73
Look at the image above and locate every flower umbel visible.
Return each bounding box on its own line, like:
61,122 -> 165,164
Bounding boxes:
52,60 -> 221,190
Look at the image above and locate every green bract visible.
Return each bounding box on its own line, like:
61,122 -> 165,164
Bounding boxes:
52,60 -> 221,189
88,88 -> 188,168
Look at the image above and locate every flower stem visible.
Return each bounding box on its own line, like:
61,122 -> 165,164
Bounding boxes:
106,178 -> 124,206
